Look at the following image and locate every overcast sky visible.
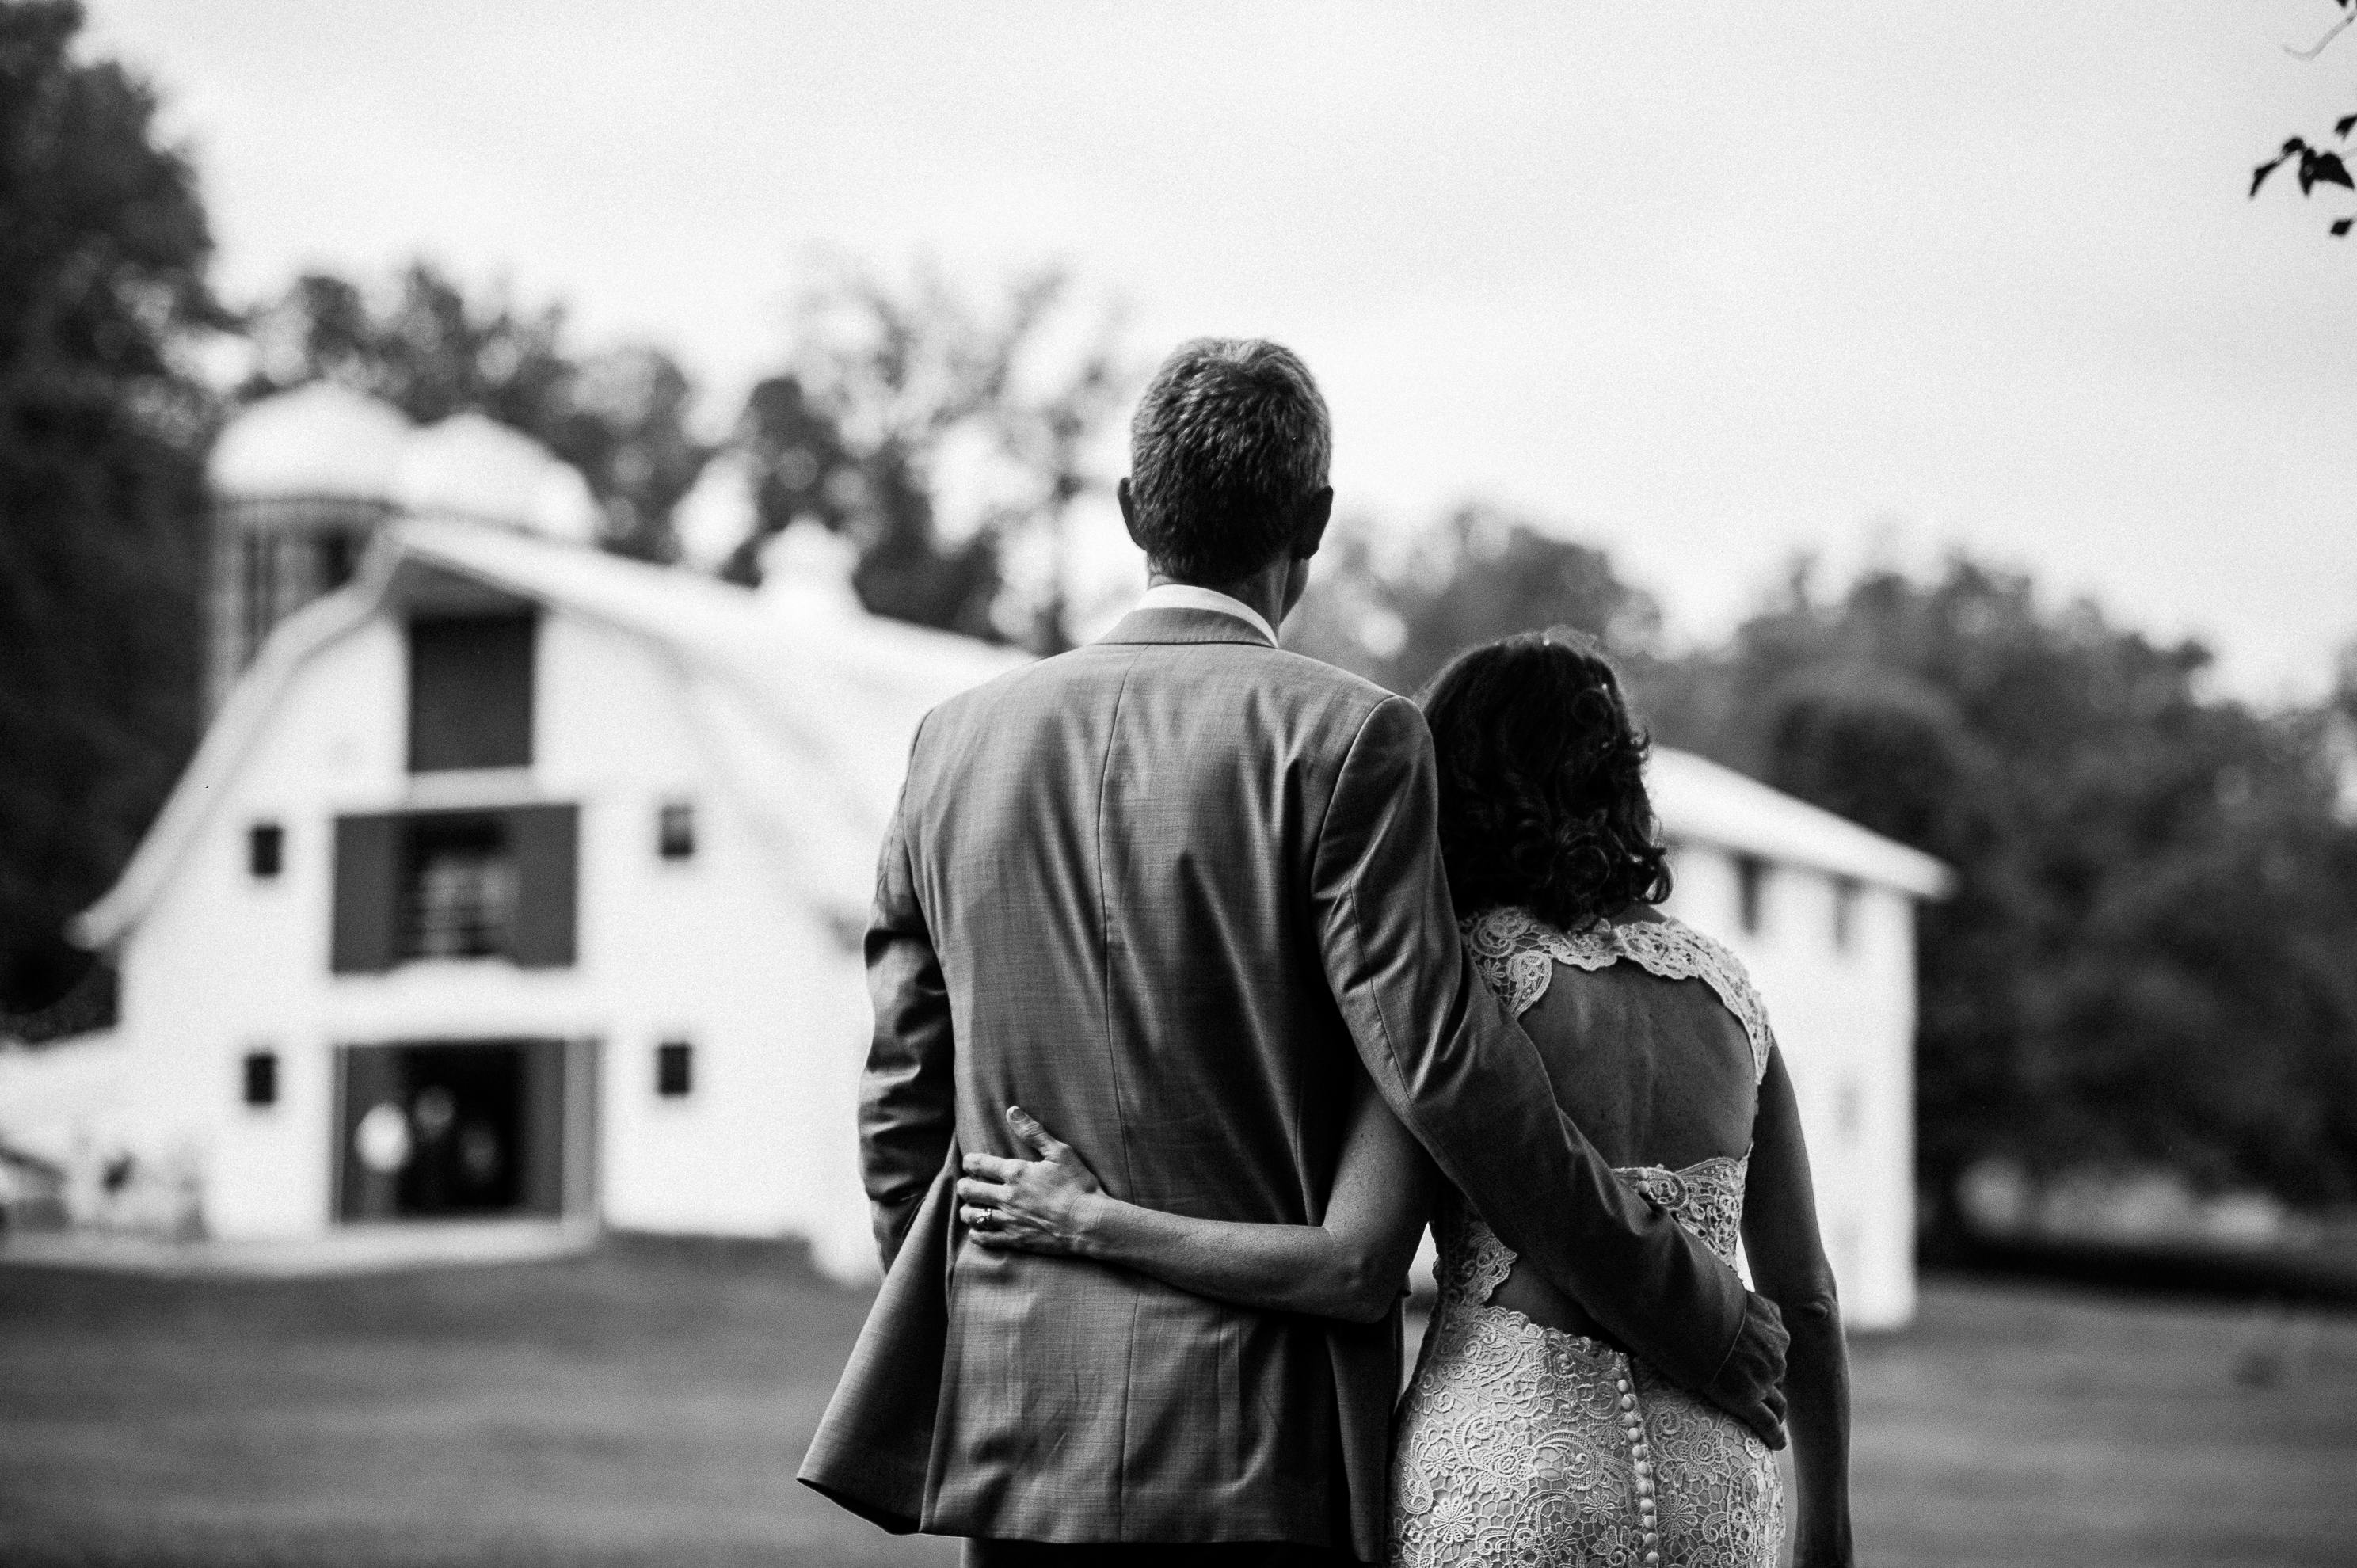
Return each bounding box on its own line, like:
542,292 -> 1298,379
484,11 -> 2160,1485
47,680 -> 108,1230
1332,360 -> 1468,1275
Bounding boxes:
83,1 -> 2357,698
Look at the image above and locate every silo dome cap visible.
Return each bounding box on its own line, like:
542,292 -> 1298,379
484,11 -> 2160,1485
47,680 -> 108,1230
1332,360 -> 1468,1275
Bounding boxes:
391,412 -> 603,545
208,383 -> 413,503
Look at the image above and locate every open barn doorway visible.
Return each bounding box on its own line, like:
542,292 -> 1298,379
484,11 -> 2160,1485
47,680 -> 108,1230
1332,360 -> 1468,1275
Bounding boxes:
333,1039 -> 597,1223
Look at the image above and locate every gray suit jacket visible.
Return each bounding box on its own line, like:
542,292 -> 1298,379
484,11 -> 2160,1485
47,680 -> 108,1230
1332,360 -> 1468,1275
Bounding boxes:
800,607 -> 1746,1558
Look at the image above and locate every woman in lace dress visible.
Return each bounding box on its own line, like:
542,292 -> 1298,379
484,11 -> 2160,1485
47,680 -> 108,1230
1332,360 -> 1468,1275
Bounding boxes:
956,631 -> 1853,1568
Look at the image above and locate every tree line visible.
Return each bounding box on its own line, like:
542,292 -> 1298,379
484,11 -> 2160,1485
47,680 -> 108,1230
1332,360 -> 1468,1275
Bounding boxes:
1290,514 -> 2357,1235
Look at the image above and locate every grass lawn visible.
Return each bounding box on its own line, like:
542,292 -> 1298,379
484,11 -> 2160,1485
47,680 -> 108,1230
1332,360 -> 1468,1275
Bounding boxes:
2,1238 -> 2352,1567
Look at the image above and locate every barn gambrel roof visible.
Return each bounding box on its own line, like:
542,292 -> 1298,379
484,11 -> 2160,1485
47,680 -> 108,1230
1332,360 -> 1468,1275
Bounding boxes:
73,518 -> 1027,949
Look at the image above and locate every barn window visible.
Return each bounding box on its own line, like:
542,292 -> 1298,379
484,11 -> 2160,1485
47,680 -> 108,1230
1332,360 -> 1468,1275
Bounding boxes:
657,801 -> 695,861
1735,854 -> 1770,936
333,805 -> 578,973
1831,877 -> 1861,953
402,817 -> 518,960
249,822 -> 284,879
242,1050 -> 279,1107
407,613 -> 537,773
318,529 -> 361,591
656,1041 -> 693,1098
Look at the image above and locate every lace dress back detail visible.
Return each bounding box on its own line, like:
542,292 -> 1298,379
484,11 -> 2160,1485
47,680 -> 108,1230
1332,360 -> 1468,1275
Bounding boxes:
1391,907 -> 1785,1568
1461,904 -> 1776,1086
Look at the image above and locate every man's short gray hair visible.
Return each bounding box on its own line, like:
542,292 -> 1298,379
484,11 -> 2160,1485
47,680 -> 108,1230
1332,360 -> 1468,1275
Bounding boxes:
1127,338 -> 1331,585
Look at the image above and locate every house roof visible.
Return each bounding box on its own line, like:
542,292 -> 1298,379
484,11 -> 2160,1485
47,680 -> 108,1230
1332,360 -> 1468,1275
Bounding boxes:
74,520 -> 1949,947
1650,748 -> 1955,900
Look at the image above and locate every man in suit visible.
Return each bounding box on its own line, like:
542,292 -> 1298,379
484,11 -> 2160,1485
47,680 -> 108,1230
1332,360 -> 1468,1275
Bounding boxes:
802,339 -> 1788,1566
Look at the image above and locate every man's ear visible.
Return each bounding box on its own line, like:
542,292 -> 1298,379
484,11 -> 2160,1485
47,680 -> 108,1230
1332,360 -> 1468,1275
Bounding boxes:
1118,477 -> 1145,551
1292,486 -> 1335,561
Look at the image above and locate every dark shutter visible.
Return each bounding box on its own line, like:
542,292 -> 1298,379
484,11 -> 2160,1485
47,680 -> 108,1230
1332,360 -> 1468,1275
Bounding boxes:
507,804 -> 579,968
330,814 -> 402,973
335,1045 -> 406,1222
562,1038 -> 600,1218
407,614 -> 537,772
520,1039 -> 569,1216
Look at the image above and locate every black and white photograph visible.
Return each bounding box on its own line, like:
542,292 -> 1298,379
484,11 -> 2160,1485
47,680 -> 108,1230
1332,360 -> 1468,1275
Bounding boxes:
2,4 -> 2355,1566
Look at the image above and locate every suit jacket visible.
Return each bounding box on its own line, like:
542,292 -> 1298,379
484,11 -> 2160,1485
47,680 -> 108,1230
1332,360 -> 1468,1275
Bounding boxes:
800,607 -> 1746,1559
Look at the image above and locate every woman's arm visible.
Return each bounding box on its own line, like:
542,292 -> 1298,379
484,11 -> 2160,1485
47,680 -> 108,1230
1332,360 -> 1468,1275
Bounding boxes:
1740,1045 -> 1854,1568
956,1072 -> 1434,1324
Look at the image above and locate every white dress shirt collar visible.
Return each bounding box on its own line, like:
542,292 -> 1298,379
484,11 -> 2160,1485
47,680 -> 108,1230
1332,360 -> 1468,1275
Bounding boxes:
1136,583 -> 1278,646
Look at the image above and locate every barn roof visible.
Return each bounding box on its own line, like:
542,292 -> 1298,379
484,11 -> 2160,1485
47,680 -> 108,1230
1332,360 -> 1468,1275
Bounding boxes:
72,518 -> 1026,948
74,520 -> 1948,947
208,383 -> 413,504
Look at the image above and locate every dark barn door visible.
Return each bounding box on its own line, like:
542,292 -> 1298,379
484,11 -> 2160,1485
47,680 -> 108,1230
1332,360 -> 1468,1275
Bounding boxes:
334,1040 -> 586,1223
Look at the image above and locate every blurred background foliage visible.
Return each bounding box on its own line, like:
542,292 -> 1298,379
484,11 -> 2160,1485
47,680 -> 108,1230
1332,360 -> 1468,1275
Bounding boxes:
1294,535 -> 2357,1235
6,0 -> 2356,1235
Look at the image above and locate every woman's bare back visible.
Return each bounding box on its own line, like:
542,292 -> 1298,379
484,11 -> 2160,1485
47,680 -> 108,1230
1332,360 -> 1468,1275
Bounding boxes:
1483,906 -> 1762,1343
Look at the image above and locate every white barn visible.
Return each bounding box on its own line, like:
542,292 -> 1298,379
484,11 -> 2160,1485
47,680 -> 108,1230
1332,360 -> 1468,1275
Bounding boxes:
17,387 -> 1022,1279
3,387 -> 1948,1326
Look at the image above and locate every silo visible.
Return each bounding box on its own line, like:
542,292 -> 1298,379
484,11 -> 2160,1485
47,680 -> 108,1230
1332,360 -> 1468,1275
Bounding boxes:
204,385 -> 411,713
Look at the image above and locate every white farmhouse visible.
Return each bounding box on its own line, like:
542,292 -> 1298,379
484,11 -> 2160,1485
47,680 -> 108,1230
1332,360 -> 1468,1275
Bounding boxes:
1650,755 -> 1951,1329
6,387 -> 1948,1326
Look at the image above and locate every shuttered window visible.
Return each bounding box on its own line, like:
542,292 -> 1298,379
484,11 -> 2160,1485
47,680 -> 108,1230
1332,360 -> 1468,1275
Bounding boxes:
331,804 -> 577,972
407,614 -> 537,773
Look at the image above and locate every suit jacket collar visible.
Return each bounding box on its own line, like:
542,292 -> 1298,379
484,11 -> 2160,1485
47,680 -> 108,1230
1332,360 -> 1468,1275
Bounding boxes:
1095,606 -> 1278,649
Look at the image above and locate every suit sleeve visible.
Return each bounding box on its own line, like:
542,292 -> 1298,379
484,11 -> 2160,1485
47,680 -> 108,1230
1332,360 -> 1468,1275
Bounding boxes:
1311,695 -> 1746,1393
859,735 -> 956,1269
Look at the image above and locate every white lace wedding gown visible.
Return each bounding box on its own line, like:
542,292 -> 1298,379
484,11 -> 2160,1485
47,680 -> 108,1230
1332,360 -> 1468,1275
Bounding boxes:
1389,908 -> 1787,1568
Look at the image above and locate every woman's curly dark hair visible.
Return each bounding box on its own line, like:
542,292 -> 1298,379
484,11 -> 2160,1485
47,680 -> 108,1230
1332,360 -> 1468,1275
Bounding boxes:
1418,630 -> 1671,933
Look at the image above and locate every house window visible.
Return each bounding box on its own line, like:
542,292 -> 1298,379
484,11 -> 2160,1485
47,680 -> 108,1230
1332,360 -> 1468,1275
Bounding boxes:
242,1050 -> 279,1107
656,1041 -> 693,1098
1831,877 -> 1861,954
249,822 -> 284,879
1836,1079 -> 1864,1145
407,613 -> 537,773
401,817 -> 517,960
657,801 -> 695,861
1735,854 -> 1769,936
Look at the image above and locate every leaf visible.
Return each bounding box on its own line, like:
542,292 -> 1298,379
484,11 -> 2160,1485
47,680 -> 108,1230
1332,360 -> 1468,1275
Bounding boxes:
2253,157 -> 2283,198
2287,136 -> 2311,155
2300,149 -> 2356,195
2334,218 -> 2354,237
2338,113 -> 2357,139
